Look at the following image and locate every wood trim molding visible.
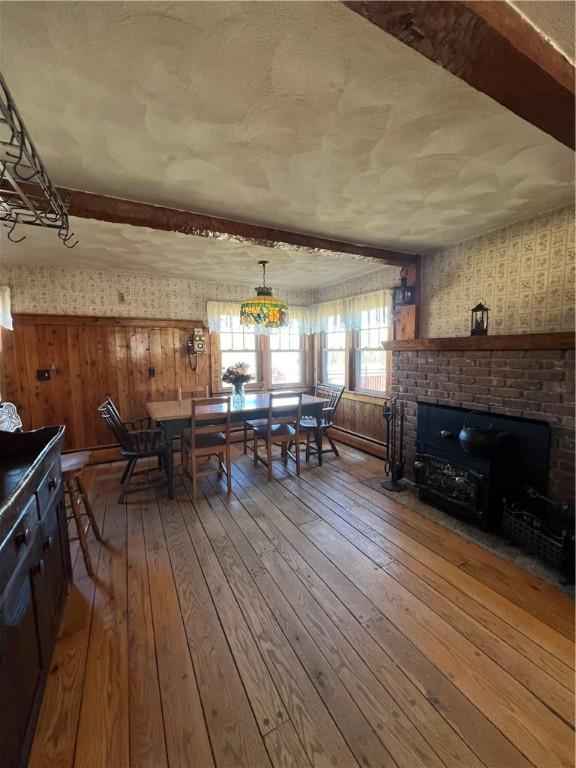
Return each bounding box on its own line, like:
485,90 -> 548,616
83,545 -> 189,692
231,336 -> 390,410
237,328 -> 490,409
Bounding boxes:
54,187 -> 419,267
342,390 -> 388,406
12,313 -> 205,329
328,426 -> 388,460
344,0 -> 575,149
382,332 -> 575,352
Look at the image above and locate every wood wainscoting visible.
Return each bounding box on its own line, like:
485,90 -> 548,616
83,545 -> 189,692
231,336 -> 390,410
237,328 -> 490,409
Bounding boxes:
330,392 -> 388,458
2,314 -> 210,451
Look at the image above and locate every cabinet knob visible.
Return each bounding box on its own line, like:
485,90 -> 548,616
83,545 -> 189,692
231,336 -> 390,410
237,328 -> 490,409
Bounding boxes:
439,430 -> 453,439
43,535 -> 54,551
14,527 -> 30,547
48,478 -> 57,491
31,558 -> 45,575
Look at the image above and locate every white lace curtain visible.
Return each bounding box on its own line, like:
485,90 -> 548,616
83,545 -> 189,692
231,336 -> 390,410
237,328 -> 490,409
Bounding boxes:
207,289 -> 392,335
0,286 -> 13,330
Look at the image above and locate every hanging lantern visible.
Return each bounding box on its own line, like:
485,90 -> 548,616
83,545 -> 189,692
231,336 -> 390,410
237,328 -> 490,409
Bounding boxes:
392,267 -> 414,309
240,260 -> 288,330
470,300 -> 490,336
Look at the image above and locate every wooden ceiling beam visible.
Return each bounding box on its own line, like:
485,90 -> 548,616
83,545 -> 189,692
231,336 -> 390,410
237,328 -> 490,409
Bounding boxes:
55,187 -> 418,267
344,0 -> 575,150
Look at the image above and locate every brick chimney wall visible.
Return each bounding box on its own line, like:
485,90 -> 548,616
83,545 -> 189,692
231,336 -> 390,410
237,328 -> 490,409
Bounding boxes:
390,348 -> 575,504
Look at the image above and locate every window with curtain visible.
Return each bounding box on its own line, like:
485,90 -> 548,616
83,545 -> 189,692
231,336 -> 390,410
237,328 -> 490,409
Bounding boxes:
354,307 -> 390,393
217,314 -> 259,386
322,315 -> 346,386
269,319 -> 304,385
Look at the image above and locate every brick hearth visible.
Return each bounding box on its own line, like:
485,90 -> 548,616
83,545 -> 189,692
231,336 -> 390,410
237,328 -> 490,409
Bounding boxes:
390,348 -> 575,504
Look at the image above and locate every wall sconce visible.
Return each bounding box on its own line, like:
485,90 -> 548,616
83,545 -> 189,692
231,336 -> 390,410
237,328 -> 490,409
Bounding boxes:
470,301 -> 490,336
392,267 -> 414,309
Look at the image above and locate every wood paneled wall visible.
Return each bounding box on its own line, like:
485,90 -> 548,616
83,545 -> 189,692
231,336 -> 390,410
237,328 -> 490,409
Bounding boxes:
2,314 -> 210,450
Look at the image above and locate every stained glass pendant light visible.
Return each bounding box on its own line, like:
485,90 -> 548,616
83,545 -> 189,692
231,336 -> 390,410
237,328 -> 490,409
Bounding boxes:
240,260 -> 288,329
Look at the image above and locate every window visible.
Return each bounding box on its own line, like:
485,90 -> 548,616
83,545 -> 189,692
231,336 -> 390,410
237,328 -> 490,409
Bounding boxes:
322,315 -> 346,386
217,314 -> 258,387
270,321 -> 304,385
354,307 -> 389,393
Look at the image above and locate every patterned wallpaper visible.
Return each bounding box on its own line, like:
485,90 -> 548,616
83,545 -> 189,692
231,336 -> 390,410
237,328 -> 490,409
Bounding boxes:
421,206 -> 575,337
311,265 -> 398,303
0,263 -> 311,322
1,205 -> 573,336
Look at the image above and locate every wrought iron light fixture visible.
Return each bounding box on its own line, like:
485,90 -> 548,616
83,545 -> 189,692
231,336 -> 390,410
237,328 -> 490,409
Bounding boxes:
470,300 -> 490,336
392,267 -> 414,309
0,72 -> 77,247
240,260 -> 288,330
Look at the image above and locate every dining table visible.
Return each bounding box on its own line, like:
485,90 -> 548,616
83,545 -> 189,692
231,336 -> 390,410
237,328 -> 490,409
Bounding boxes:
146,392 -> 330,497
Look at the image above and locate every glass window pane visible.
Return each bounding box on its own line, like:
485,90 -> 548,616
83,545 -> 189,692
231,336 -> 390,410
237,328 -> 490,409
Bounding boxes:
269,332 -> 280,351
271,351 -> 301,384
324,350 -> 345,386
357,350 -> 386,392
219,332 -> 232,351
221,351 -> 257,383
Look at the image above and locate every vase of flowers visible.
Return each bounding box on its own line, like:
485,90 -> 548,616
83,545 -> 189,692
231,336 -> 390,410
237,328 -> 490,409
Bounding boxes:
222,362 -> 254,406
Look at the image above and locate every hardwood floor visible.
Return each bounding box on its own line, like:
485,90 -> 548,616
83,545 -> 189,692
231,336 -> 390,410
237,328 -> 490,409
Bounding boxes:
29,445 -> 574,768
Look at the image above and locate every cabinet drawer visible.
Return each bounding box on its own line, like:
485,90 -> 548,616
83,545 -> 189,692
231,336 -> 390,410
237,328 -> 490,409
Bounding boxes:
0,496 -> 40,596
36,461 -> 61,520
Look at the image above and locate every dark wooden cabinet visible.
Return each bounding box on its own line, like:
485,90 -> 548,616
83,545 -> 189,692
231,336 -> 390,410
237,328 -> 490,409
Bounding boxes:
0,426 -> 70,768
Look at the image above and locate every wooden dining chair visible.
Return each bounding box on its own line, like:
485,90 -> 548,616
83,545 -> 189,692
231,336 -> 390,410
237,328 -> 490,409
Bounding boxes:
98,400 -> 172,501
182,396 -> 232,498
163,385 -> 209,399
299,382 -> 344,462
245,392 -> 302,480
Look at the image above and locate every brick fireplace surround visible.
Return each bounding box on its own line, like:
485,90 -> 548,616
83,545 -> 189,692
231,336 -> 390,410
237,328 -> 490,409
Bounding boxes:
390,347 -> 575,504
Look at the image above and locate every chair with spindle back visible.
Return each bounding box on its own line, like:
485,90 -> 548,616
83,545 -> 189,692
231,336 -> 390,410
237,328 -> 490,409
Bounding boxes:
245,392 -> 302,480
181,396 -> 232,498
162,385 -> 209,400
299,382 -> 344,462
0,402 -> 23,432
98,400 -> 172,501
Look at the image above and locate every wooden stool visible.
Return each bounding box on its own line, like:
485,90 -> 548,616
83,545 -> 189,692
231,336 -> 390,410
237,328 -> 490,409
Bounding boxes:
62,451 -> 103,577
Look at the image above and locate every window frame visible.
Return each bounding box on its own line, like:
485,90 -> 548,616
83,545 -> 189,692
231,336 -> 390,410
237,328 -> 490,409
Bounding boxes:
350,307 -> 391,396
266,324 -> 307,388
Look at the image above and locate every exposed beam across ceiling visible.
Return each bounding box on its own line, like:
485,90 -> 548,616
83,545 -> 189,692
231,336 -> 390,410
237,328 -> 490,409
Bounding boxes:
344,0 -> 575,150
51,187 -> 419,267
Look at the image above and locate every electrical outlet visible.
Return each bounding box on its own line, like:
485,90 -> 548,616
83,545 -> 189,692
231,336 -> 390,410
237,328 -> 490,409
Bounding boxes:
148,367 -> 156,378
37,369 -> 51,381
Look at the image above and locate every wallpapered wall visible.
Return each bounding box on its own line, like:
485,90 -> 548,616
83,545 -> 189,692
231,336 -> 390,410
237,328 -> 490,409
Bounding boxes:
421,206 -> 575,337
0,264 -> 311,321
1,205 -> 573,335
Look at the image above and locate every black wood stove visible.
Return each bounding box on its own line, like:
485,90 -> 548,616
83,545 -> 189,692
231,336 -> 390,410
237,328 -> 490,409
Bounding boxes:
414,403 -> 551,529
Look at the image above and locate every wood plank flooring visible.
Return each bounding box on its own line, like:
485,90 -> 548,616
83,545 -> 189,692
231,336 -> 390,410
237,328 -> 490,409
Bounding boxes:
29,445 -> 575,768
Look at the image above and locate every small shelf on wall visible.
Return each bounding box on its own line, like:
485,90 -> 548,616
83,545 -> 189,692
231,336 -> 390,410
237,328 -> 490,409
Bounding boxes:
381,332 -> 575,352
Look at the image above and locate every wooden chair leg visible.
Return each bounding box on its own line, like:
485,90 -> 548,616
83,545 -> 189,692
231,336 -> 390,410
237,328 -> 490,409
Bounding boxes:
76,474 -> 104,543
120,459 -> 133,484
225,445 -> 232,495
282,442 -> 288,466
67,479 -> 94,578
218,450 -> 224,478
295,436 -> 302,476
327,434 -> 340,457
253,435 -> 259,466
191,455 -> 197,499
305,432 -> 311,463
243,424 -> 248,454
120,458 -> 137,503
266,441 -> 273,481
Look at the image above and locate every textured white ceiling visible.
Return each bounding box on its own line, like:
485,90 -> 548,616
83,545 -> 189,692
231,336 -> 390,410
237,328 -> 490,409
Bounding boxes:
0,0 -> 573,263
512,0 -> 575,62
0,216 -> 386,290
